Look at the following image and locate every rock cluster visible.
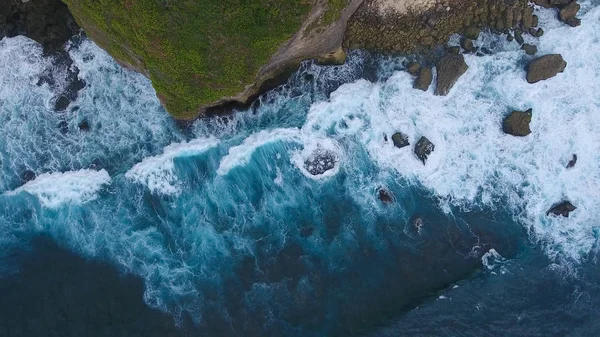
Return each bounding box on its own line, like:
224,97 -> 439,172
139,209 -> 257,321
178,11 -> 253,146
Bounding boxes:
345,0 -> 532,53
534,0 -> 582,27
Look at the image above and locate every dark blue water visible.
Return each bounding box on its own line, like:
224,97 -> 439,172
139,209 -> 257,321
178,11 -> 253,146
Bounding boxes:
2,2 -> 600,336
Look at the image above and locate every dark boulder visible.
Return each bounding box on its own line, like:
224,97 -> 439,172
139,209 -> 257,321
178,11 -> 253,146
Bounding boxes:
566,154 -> 577,168
406,62 -> 421,76
460,38 -> 474,53
526,54 -> 567,83
304,150 -> 337,176
547,201 -> 577,217
78,120 -> 90,131
0,0 -> 79,54
503,109 -> 532,137
435,53 -> 468,96
378,188 -> 394,204
391,132 -> 410,149
559,1 -> 580,23
463,26 -> 481,40
521,44 -> 538,55
414,136 -> 435,165
414,67 -> 432,91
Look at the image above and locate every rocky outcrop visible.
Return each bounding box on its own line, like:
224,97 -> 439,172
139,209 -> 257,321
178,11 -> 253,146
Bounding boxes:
304,149 -> 337,176
547,201 -> 577,217
392,132 -> 410,148
1,0 -> 85,112
414,67 -> 433,91
414,136 -> 435,165
521,44 -> 538,55
1,0 -> 79,54
567,154 -> 577,168
526,54 -> 567,83
435,53 -> 468,96
378,188 -> 394,204
345,0 -> 531,54
503,109 -> 532,137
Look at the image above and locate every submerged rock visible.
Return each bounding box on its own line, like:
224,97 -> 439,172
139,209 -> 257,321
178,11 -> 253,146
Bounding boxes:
414,67 -> 432,91
547,201 -> 577,217
304,150 -> 337,176
414,136 -> 435,165
526,54 -> 567,83
567,154 -> 578,168
391,132 -> 410,149
435,53 -> 468,96
503,109 -> 532,137
378,188 -> 394,204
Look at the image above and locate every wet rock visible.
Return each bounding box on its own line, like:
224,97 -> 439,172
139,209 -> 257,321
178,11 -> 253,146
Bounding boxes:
463,26 -> 481,40
547,201 -> 577,217
0,0 -> 79,54
529,27 -> 544,37
407,62 -> 421,76
414,136 -> 435,165
447,46 -> 461,54
435,53 -> 468,96
21,170 -> 36,183
54,95 -> 71,112
533,0 -> 552,8
57,121 -> 69,134
315,47 -> 346,66
78,120 -> 90,131
507,34 -> 514,42
304,150 -> 337,176
460,38 -> 474,53
514,30 -> 525,44
391,132 -> 410,149
526,54 -> 567,83
559,1 -> 580,23
565,17 -> 581,27
503,109 -> 532,137
521,44 -> 538,55
378,188 -> 394,204
566,154 -> 577,168
414,67 -> 432,91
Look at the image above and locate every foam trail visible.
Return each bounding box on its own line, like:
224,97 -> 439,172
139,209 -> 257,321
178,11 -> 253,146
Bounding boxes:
217,128 -> 301,175
126,137 -> 220,195
5,169 -> 111,208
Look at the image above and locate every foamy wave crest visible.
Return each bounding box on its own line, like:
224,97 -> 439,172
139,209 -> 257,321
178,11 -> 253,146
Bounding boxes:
6,169 -> 111,208
217,128 -> 301,175
126,137 -> 219,195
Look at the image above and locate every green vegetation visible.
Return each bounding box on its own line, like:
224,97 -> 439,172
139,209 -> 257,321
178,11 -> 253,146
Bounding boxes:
63,0 -> 312,119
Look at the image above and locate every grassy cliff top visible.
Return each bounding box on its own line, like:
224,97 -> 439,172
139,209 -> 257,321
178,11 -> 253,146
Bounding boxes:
63,0 -> 313,119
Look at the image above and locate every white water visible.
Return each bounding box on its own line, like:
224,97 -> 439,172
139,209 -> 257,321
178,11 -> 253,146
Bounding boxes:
126,137 -> 220,195
5,169 -> 111,208
204,3 -> 600,262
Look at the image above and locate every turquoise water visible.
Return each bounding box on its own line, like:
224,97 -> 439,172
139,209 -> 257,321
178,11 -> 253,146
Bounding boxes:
2,2 -> 600,336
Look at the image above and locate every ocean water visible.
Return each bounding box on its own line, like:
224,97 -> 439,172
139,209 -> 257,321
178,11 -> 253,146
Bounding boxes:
1,2 -> 600,336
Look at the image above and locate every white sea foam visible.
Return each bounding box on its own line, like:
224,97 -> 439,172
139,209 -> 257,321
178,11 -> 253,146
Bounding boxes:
126,137 -> 219,195
5,169 -> 111,208
217,128 -> 301,175
292,4 -> 600,262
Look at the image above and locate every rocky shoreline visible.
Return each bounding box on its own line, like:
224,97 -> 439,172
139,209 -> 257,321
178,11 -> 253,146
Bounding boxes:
1,0 -> 85,112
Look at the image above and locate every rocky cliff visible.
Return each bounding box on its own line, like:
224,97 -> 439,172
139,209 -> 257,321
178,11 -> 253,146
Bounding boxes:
39,0 -> 575,119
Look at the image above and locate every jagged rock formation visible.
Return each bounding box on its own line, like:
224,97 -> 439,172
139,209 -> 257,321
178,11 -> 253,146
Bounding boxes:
503,109 -> 533,137
526,54 -> 567,83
